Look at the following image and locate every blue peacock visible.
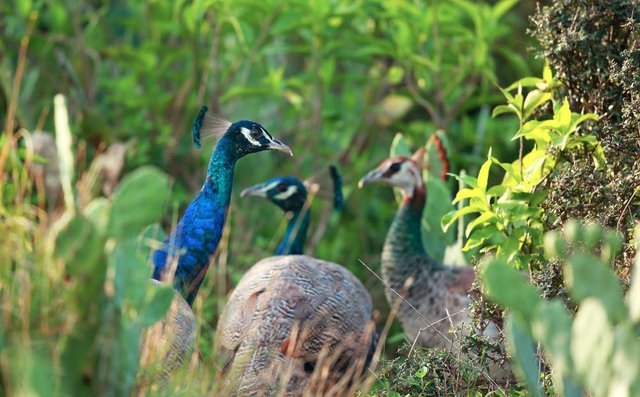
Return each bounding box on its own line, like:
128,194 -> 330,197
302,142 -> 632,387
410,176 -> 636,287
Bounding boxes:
216,167 -> 377,395
239,165 -> 343,255
358,140 -> 499,351
146,105 -> 292,379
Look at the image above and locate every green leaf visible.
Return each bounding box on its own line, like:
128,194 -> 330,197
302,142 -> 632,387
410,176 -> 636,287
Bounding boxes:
465,211 -> 497,237
423,177 -> 456,246
523,90 -> 552,118
571,298 -> 613,395
387,65 -> 405,85
569,113 -> 599,132
107,166 -> 170,240
505,314 -> 543,397
140,285 -> 175,327
451,173 -> 479,189
83,198 -> 111,235
565,253 -> 626,323
441,206 -> 482,233
506,77 -> 543,91
492,104 -> 518,118
627,249 -> 640,323
486,185 -> 507,197
17,0 -> 33,18
479,258 -> 541,318
610,323 -> 640,396
452,188 -> 484,204
531,301 -> 578,394
390,133 -> 411,158
477,155 -> 492,191
54,215 -> 106,310
113,239 -> 150,308
415,366 -> 428,379
464,225 -> 502,251
55,215 -> 103,276
557,98 -> 572,132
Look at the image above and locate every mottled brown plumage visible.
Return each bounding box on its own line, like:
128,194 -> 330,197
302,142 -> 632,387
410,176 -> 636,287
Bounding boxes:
359,149 -> 498,350
141,280 -> 197,381
216,255 -> 376,396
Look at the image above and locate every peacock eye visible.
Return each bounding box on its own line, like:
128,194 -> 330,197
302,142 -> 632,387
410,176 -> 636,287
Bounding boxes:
389,162 -> 401,172
277,183 -> 287,192
250,129 -> 262,139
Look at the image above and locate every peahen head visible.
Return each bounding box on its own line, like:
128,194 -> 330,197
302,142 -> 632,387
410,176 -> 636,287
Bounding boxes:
358,147 -> 425,199
240,176 -> 307,212
193,106 -> 292,160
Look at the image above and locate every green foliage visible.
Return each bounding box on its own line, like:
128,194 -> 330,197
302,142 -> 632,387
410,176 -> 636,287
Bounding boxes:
481,222 -> 640,396
1,0 -> 539,394
107,167 -> 170,240
442,64 -> 602,269
530,0 -> 640,275
1,157 -> 172,395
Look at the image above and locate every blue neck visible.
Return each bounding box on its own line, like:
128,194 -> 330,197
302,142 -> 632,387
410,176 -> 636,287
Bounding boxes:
151,137 -> 237,305
275,208 -> 310,255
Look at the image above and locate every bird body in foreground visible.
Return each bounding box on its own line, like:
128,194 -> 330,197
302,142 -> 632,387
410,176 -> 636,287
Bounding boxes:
144,106 -> 292,380
359,146 -> 496,349
216,255 -> 376,396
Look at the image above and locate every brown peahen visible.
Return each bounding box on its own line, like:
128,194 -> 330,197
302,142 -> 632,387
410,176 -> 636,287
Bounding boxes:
216,255 -> 377,396
358,145 -> 499,350
143,106 -> 292,381
216,170 -> 376,395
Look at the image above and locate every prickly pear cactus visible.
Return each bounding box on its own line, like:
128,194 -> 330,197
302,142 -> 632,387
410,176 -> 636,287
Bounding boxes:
481,221 -> 640,397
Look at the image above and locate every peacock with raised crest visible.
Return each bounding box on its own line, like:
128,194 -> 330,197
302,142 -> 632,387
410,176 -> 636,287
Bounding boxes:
216,167 -> 377,396
358,137 -> 498,350
145,105 -> 292,380
239,165 -> 343,255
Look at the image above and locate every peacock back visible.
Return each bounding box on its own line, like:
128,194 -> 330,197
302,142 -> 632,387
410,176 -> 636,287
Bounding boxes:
216,255 -> 376,396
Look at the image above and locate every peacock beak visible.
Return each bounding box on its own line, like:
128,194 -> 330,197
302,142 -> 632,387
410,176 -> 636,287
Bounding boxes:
358,170 -> 383,188
240,184 -> 269,198
268,139 -> 293,156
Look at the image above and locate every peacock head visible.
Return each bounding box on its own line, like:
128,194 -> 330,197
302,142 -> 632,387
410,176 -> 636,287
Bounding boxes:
192,105 -> 292,158
226,120 -> 292,157
240,176 -> 307,212
358,147 -> 425,198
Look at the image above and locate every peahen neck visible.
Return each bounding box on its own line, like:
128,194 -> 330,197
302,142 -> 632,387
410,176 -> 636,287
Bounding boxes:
381,187 -> 438,287
152,136 -> 237,305
276,208 -> 310,255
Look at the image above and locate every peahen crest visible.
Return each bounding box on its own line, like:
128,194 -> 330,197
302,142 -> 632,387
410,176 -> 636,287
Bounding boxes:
191,105 -> 232,149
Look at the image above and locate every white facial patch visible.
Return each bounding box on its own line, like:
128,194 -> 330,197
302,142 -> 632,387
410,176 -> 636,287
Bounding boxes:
240,127 -> 262,146
389,162 -> 423,197
273,185 -> 298,200
252,181 -> 280,197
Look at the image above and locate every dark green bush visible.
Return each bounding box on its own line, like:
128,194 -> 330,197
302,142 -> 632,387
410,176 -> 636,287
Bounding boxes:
530,0 -> 640,278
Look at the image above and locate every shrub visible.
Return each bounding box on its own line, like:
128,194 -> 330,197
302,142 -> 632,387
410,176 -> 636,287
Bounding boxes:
481,221 -> 639,397
530,0 -> 640,277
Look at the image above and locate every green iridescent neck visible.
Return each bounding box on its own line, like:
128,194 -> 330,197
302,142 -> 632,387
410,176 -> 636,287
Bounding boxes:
276,208 -> 310,255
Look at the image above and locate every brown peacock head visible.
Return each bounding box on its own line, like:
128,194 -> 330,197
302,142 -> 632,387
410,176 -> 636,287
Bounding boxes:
358,147 -> 425,198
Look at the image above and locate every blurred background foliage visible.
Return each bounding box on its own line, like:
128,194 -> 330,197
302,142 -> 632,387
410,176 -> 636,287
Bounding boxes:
0,0 -> 556,395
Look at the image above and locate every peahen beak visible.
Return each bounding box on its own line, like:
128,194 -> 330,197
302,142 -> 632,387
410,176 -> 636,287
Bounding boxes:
358,170 -> 383,188
268,139 -> 293,156
240,183 -> 270,198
